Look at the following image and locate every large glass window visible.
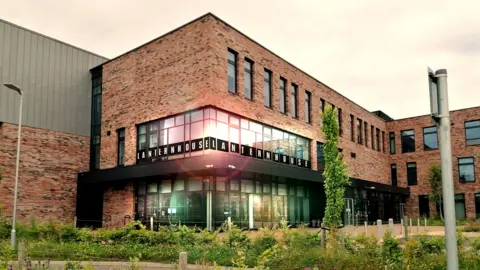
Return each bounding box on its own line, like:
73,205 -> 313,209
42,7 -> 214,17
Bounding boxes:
458,157 -> 475,182
465,120 -> 480,145
136,107 -> 311,163
291,84 -> 298,118
320,99 -> 325,112
305,91 -> 311,124
280,78 -> 286,113
228,49 -> 237,93
316,142 -> 325,172
407,162 -> 417,186
423,126 -> 438,150
264,69 -> 272,107
244,58 -> 253,100
389,132 -> 395,154
401,129 -> 415,153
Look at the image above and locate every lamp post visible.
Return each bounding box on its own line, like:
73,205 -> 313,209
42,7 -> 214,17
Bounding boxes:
3,83 -> 23,248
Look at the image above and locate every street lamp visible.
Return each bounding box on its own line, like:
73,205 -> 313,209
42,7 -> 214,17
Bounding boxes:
3,83 -> 23,248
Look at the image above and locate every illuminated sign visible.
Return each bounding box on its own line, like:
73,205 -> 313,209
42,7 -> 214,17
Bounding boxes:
137,136 -> 311,169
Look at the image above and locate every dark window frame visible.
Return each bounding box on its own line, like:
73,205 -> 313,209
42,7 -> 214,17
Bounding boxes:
364,121 -> 368,147
350,115 -> 355,142
280,77 -> 287,114
407,162 -> 417,186
423,126 -> 439,150
305,90 -> 311,124
227,49 -> 238,94
320,99 -> 325,113
357,119 -> 363,144
475,193 -> 480,219
263,69 -> 272,108
391,164 -> 397,187
465,120 -> 480,146
291,84 -> 298,118
117,128 -> 125,166
458,157 -> 475,183
244,58 -> 253,100
401,129 -> 415,153
371,125 -> 375,150
338,108 -> 343,136
389,132 -> 396,154
376,128 -> 380,152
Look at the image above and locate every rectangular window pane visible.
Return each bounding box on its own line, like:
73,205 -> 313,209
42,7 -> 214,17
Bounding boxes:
280,78 -> 286,113
364,121 -> 368,147
389,132 -> 396,154
459,157 -> 475,182
160,180 -> 172,193
465,120 -> 480,146
174,179 -> 185,191
168,126 -> 184,144
241,180 -> 254,193
407,162 -> 417,186
244,59 -> 252,99
230,127 -> 239,143
401,129 -> 415,153
391,164 -> 397,187
291,84 -> 297,118
338,108 -> 343,136
423,126 -> 438,150
217,111 -> 228,123
191,110 -> 203,122
357,119 -> 362,144
350,115 -> 355,142
376,128 -> 380,151
264,69 -> 271,107
475,193 -> 480,219
188,178 -> 203,191
148,182 -> 158,193
278,184 -> 287,195
230,179 -> 239,191
305,91 -> 311,123
228,50 -> 237,93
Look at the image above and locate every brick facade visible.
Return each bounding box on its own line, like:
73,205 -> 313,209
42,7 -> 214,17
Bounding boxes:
0,123 -> 89,222
102,182 -> 135,228
97,13 -> 480,221
387,108 -> 480,219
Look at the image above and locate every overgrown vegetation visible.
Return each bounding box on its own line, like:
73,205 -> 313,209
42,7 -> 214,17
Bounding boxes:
426,163 -> 444,220
1,217 -> 480,269
320,104 -> 350,229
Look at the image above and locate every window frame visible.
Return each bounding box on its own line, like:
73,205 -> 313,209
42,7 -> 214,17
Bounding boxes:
401,129 -> 415,153
364,121 -> 368,147
465,120 -> 480,146
227,49 -> 238,94
375,128 -> 380,152
338,108 -> 343,136
350,115 -> 355,142
391,164 -> 397,187
117,128 -> 126,166
389,132 -> 396,154
458,157 -> 475,183
244,58 -> 253,100
280,77 -> 287,114
291,84 -> 298,118
423,126 -> 439,150
305,90 -> 311,124
407,162 -> 417,186
371,125 -> 375,150
263,69 -> 272,108
357,119 -> 363,144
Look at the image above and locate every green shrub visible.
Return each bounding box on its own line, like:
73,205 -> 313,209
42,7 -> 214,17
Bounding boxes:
471,237 -> 480,252
173,224 -> 196,246
0,241 -> 14,269
417,234 -> 445,254
382,231 -> 402,266
224,226 -> 249,248
196,229 -> 218,245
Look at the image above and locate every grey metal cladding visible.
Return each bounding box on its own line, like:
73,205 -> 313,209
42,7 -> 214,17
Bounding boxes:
0,19 -> 108,136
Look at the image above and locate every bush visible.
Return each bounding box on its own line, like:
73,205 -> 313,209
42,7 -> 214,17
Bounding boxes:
224,226 -> 249,248
417,234 -> 445,254
382,231 -> 402,266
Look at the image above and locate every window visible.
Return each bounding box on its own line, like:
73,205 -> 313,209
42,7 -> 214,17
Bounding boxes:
227,49 -> 237,93
419,195 -> 430,218
320,99 -> 325,112
263,69 -> 272,107
475,193 -> 480,219
389,132 -> 395,154
458,157 -> 475,182
382,131 -> 385,153
401,129 -> 415,153
376,128 -> 380,151
90,73 -> 102,170
357,119 -> 362,144
391,164 -> 397,187
364,121 -> 368,147
423,126 -> 438,150
118,129 -> 125,166
455,194 -> 466,220
280,77 -> 287,113
291,84 -> 298,118
465,120 -> 480,145
371,125 -> 375,150
350,115 -> 354,142
305,91 -> 311,123
407,162 -> 417,186
244,58 -> 253,99
338,108 -> 343,136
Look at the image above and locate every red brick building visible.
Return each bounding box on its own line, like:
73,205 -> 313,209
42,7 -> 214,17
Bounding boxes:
1,13 -> 479,228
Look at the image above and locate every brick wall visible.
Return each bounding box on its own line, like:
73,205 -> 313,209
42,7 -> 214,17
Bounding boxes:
387,107 -> 480,219
102,182 -> 135,228
0,123 -> 89,222
100,14 -> 391,184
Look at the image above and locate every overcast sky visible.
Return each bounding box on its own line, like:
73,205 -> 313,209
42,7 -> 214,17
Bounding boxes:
1,0 -> 479,119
